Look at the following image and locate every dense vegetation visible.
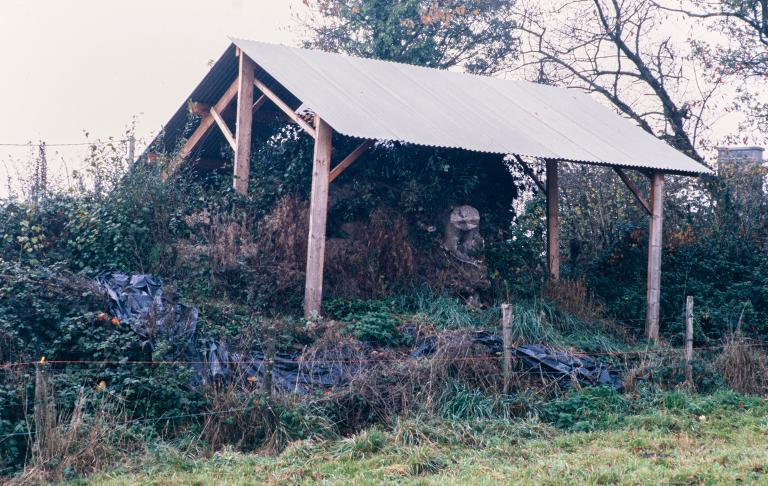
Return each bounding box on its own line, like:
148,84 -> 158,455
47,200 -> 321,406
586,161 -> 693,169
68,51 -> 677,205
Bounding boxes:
2,0 -> 768,483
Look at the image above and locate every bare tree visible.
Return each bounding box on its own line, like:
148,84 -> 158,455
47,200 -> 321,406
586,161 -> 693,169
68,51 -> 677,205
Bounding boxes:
655,0 -> 768,129
657,0 -> 767,77
517,0 -> 723,162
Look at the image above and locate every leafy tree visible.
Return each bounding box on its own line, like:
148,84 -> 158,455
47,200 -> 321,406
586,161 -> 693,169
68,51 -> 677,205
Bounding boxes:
305,0 -> 520,74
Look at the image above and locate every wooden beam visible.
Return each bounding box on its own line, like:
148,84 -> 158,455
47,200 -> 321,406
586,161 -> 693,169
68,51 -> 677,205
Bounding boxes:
329,139 -> 374,183
187,101 -> 211,117
645,172 -> 665,342
614,168 -> 652,215
252,94 -> 267,112
253,77 -> 316,138
164,79 -> 239,178
546,159 -> 560,281
190,158 -> 227,171
513,154 -> 546,195
304,117 -> 333,317
233,53 -> 256,195
210,107 -> 236,151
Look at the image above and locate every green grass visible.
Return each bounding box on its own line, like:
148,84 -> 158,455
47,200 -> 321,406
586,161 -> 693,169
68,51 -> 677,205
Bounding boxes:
80,391 -> 768,485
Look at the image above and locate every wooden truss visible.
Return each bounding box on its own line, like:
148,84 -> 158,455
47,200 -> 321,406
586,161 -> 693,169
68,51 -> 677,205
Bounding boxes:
168,49 -> 666,341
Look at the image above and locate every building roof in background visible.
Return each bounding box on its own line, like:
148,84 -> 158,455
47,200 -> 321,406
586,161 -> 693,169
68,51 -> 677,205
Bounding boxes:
155,39 -> 713,175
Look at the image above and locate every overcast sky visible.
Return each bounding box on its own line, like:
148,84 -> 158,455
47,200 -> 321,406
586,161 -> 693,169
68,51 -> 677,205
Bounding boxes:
0,0 -> 306,192
0,0 -> 761,195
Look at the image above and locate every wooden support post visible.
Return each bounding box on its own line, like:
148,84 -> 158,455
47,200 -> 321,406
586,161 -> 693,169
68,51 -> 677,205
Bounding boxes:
645,172 -> 665,341
303,117 -> 333,317
685,296 -> 694,384
546,159 -> 560,281
233,53 -> 256,195
501,303 -> 513,395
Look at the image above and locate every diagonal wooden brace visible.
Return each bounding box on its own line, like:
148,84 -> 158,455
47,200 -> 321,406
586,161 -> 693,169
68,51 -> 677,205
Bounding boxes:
210,107 -> 236,150
163,79 -> 240,178
253,78 -> 316,138
614,167 -> 652,215
329,139 -> 375,183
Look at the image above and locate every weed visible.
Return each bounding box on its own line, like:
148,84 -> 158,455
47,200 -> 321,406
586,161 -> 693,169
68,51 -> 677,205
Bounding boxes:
332,427 -> 388,459
436,381 -> 495,420
407,446 -> 445,475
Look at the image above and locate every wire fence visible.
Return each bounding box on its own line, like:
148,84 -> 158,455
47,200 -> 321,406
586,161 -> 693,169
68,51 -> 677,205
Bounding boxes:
2,334 -> 765,442
2,339 -> 765,370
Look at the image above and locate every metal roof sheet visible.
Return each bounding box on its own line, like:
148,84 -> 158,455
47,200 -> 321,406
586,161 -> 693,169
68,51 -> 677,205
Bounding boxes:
231,38 -> 711,175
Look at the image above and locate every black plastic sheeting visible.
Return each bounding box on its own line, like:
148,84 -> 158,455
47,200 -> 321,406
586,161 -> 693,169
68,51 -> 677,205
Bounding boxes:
410,332 -> 623,390
96,272 -> 623,392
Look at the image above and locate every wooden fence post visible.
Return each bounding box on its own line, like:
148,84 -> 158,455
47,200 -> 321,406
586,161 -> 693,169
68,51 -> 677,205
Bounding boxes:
501,303 -> 513,394
34,362 -> 53,458
685,295 -> 694,384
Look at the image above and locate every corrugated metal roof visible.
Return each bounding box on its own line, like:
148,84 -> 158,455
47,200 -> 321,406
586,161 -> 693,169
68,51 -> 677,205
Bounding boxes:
230,38 -> 711,175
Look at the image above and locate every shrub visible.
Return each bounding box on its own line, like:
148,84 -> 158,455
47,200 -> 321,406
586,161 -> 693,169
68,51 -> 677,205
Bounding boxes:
540,387 -> 628,432
344,311 -> 401,346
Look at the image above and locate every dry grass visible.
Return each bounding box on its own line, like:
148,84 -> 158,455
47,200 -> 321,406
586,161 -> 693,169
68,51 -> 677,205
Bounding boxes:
325,207 -> 416,298
543,278 -> 604,321
715,333 -> 768,394
11,370 -> 138,485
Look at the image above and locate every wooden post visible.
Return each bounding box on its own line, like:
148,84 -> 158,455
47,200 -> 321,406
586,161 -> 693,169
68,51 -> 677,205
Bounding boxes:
303,117 -> 333,317
685,296 -> 694,384
233,53 -> 256,195
501,303 -> 513,394
34,362 -> 53,458
645,172 -> 665,341
127,135 -> 135,166
546,159 -> 560,281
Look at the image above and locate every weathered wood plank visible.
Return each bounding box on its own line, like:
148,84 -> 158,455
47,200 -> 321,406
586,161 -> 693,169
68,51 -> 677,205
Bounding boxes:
233,53 -> 256,195
253,77 -> 316,138
210,106 -> 236,151
329,139 -> 374,183
645,172 -> 665,342
303,117 -> 333,317
614,167 -> 652,215
546,159 -> 560,281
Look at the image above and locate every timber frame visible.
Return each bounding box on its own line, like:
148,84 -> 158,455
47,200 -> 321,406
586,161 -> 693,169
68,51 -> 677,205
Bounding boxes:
168,48 -> 669,340
518,158 -> 665,341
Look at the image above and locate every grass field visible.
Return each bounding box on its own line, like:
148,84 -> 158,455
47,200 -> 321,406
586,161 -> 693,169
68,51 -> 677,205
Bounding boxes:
81,391 -> 768,486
